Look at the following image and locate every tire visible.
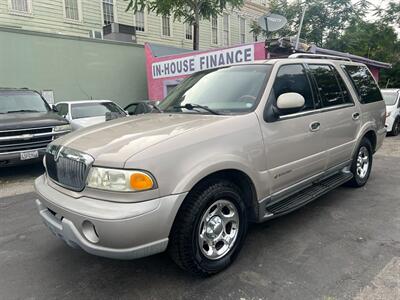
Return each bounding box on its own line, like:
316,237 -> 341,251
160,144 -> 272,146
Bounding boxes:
168,180 -> 248,276
390,118 -> 400,136
347,138 -> 373,187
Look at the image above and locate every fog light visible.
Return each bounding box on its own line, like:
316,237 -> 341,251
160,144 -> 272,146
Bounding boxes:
82,220 -> 99,243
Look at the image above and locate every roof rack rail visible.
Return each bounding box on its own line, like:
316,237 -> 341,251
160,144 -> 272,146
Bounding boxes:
288,53 -> 352,62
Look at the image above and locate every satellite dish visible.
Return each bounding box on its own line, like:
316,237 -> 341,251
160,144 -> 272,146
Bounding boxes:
258,13 -> 287,32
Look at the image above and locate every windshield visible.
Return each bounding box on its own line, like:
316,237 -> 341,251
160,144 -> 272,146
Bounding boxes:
71,102 -> 125,119
0,90 -> 49,114
158,65 -> 272,114
382,92 -> 398,106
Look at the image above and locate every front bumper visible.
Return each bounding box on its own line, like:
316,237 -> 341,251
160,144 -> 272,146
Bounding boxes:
0,148 -> 46,167
35,175 -> 187,260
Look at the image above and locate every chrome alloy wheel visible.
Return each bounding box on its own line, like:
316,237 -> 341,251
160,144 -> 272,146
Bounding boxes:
356,146 -> 370,179
198,199 -> 240,260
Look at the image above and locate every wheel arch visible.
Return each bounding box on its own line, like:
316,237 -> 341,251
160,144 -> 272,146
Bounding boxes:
355,123 -> 378,155
174,168 -> 260,223
363,130 -> 377,153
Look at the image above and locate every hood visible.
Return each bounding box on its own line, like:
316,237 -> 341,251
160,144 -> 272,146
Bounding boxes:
0,112 -> 68,131
55,113 -> 229,168
71,116 -> 106,129
386,105 -> 396,113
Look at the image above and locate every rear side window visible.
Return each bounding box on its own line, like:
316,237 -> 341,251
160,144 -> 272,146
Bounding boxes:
272,64 -> 315,114
308,64 -> 351,107
342,65 -> 382,104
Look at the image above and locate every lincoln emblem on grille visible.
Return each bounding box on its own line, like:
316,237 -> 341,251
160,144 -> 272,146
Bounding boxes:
54,145 -> 64,162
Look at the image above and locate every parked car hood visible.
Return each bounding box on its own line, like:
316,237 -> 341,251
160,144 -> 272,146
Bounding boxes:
54,113 -> 228,168
0,112 -> 68,131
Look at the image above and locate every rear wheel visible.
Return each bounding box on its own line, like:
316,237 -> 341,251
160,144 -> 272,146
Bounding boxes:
168,181 -> 248,276
347,138 -> 373,187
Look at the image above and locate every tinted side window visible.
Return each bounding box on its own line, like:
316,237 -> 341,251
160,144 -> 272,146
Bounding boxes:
308,65 -> 345,107
342,65 -> 382,104
125,103 -> 138,115
272,64 -> 315,115
56,104 -> 68,117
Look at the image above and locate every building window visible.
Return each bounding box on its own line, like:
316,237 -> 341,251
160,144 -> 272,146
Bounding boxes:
240,17 -> 246,43
134,10 -> 145,32
162,15 -> 171,36
64,0 -> 80,21
211,16 -> 218,44
223,14 -> 229,46
9,0 -> 31,13
185,22 -> 192,40
102,0 -> 114,25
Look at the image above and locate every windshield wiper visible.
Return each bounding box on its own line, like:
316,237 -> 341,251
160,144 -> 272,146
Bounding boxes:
173,103 -> 220,115
148,102 -> 163,113
6,109 -> 41,113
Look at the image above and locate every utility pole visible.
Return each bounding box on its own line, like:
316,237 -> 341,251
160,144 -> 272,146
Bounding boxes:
295,5 -> 307,51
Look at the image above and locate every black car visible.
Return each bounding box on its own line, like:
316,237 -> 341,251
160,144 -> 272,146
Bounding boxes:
0,88 -> 71,167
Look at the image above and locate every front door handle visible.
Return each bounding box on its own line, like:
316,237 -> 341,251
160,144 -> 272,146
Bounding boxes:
309,121 -> 320,132
352,112 -> 360,120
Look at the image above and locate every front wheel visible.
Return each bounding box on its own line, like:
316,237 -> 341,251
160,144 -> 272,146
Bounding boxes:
168,181 -> 248,276
347,138 -> 373,187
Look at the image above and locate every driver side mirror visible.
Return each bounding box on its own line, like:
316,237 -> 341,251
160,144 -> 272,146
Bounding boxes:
51,104 -> 58,112
276,93 -> 305,111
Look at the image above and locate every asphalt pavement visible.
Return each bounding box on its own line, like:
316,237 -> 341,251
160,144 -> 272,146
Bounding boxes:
0,137 -> 399,300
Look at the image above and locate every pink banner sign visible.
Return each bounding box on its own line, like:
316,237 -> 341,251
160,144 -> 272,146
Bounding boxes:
145,42 -> 267,101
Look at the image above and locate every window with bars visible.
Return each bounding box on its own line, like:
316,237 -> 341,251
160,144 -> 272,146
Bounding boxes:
223,14 -> 229,46
64,0 -> 80,21
162,15 -> 171,36
240,17 -> 246,44
10,0 -> 30,13
185,23 -> 192,40
212,16 -> 218,44
102,0 -> 114,25
134,10 -> 145,32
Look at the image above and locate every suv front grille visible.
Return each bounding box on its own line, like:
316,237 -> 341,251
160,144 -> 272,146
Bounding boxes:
0,127 -> 54,153
46,145 -> 94,191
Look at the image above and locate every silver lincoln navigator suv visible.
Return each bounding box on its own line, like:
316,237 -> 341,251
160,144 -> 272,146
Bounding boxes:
35,55 -> 386,276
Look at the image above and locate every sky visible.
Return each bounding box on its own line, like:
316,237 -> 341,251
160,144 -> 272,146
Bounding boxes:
355,0 -> 386,20
352,0 -> 399,34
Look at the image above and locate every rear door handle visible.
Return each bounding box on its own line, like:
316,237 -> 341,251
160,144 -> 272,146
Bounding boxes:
309,121 -> 320,132
352,112 -> 360,120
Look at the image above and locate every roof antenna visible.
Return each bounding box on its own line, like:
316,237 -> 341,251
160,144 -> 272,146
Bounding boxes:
295,5 -> 307,51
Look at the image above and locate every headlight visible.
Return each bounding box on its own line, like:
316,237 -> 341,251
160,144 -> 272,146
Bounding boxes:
87,167 -> 156,192
54,124 -> 72,132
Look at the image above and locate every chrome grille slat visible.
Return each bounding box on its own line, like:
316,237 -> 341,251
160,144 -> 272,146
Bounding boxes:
0,142 -> 52,153
0,127 -> 52,137
0,138 -> 53,148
